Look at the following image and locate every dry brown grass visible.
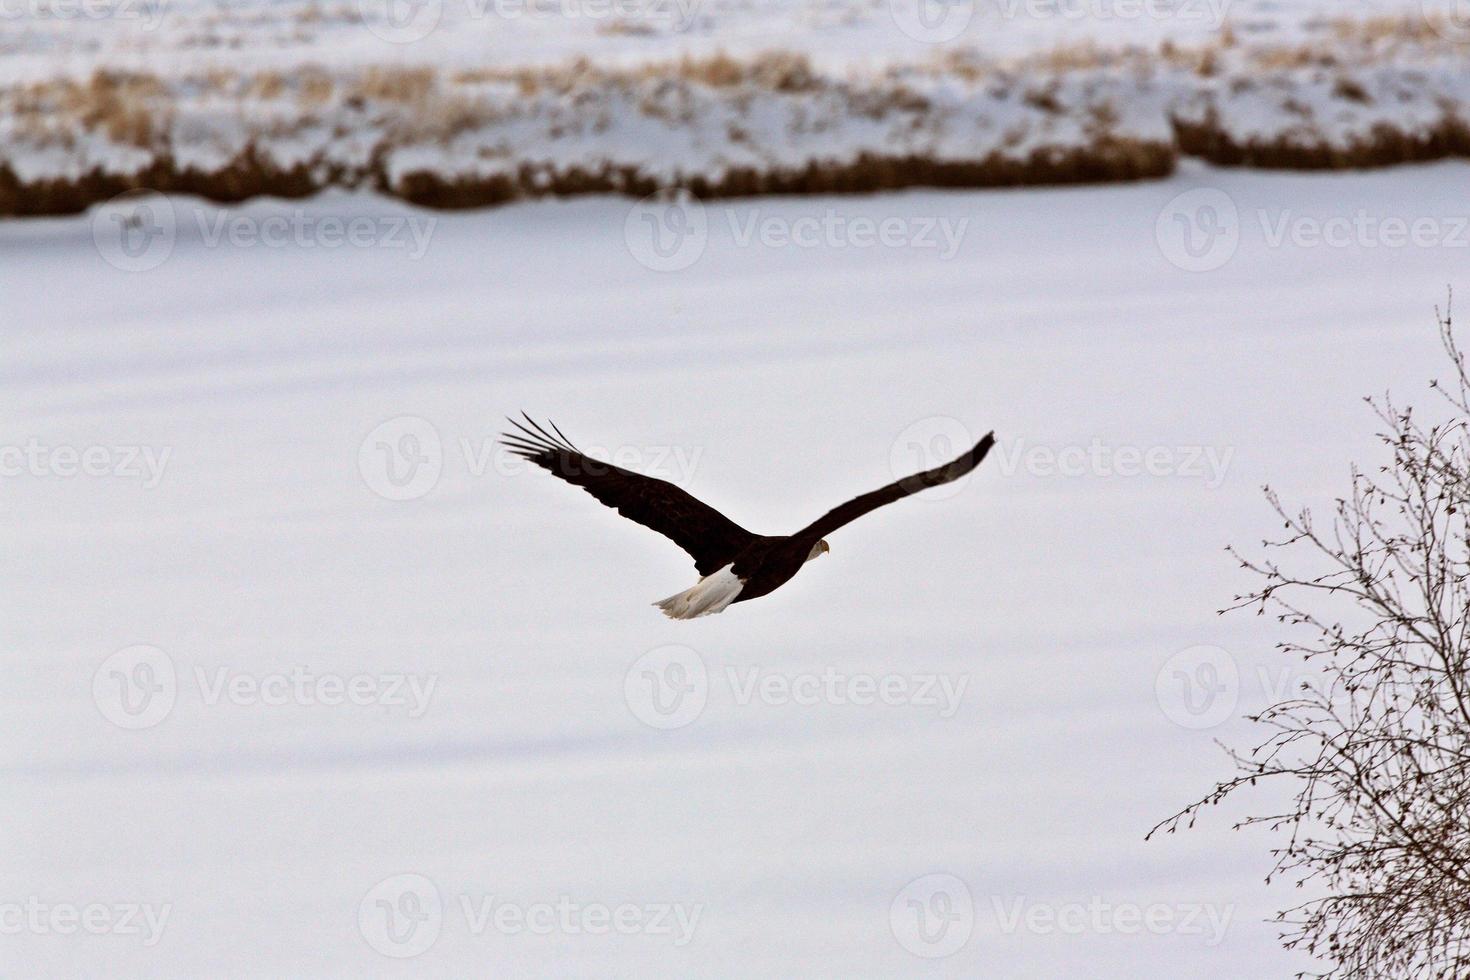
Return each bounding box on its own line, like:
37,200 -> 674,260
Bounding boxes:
385,138 -> 1176,211
200,68 -> 237,94
1329,13 -> 1448,45
450,67 -> 512,86
595,18 -> 657,37
299,68 -> 335,105
676,51 -> 744,87
353,66 -> 436,104
928,48 -> 993,84
1087,100 -> 1120,132
1032,40 -> 1114,73
248,71 -> 287,100
391,94 -> 498,143
3,26 -> 1470,218
665,51 -> 818,92
60,72 -> 167,148
1172,102 -> 1470,169
745,51 -> 817,93
1251,44 -> 1340,70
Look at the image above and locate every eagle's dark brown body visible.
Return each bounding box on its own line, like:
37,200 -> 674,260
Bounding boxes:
727,534 -> 819,604
501,415 -> 995,618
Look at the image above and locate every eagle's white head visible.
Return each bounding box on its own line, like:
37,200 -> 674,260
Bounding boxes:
807,539 -> 830,561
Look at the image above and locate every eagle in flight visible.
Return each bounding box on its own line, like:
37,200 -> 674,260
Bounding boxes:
502,415 -> 996,619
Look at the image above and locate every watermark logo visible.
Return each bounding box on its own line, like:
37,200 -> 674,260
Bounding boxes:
359,416 -> 443,501
93,194 -> 437,269
891,873 -> 974,958
727,666 -> 968,717
490,439 -> 702,482
727,209 -> 968,258
625,194 -> 708,272
357,0 -> 442,41
989,437 -> 1233,487
1257,209 -> 1470,250
890,416 -> 976,501
1158,651 -> 1341,730
1160,196 -> 1470,270
194,210 -> 435,257
626,648 -> 968,728
92,191 -> 176,273
0,899 -> 171,945
459,894 -> 701,943
358,0 -> 698,39
1156,188 -> 1239,272
0,0 -> 169,28
1155,644 -> 1238,729
357,421 -> 705,501
625,645 -> 708,729
359,876 -> 701,951
93,647 -> 438,729
889,0 -> 973,42
992,0 -> 1228,25
360,874 -> 443,958
1424,0 -> 1470,43
92,645 -> 177,730
988,895 -> 1232,945
624,202 -> 969,269
0,439 -> 171,487
195,666 -> 436,716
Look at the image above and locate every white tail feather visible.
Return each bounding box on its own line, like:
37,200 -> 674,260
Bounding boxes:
654,565 -> 744,620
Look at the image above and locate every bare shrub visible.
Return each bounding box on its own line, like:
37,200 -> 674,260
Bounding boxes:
1151,303 -> 1470,978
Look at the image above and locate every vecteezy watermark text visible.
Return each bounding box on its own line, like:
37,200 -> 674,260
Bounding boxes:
625,645 -> 969,730
0,899 -> 171,945
194,666 -> 436,716
726,666 -> 968,717
0,440 -> 170,488
0,0 -> 167,28
356,0 -> 700,44
988,895 -> 1233,945
458,894 -> 700,945
1158,187 -> 1470,272
194,211 -> 434,257
991,437 -> 1233,487
624,196 -> 970,271
92,191 -> 437,273
889,873 -> 1232,960
991,0 -> 1229,24
92,645 -> 438,729
358,874 -> 701,958
1156,643 -> 1340,730
357,414 -> 705,501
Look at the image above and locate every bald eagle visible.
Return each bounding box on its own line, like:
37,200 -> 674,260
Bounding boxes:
501,415 -> 996,619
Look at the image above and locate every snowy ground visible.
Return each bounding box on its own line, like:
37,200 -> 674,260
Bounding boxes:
3,0 -> 1450,84
4,161 -> 1469,975
6,0 -> 1470,215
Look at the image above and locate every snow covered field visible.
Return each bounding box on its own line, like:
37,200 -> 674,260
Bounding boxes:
5,0 -> 1470,215
4,161 -> 1467,975
2,0 -> 1444,82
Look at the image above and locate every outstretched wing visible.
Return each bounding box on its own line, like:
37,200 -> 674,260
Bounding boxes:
795,431 -> 996,541
501,415 -> 757,576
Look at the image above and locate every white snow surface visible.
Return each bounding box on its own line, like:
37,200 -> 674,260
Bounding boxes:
0,0 -> 1446,84
5,0 -> 1469,198
4,161 -> 1470,975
